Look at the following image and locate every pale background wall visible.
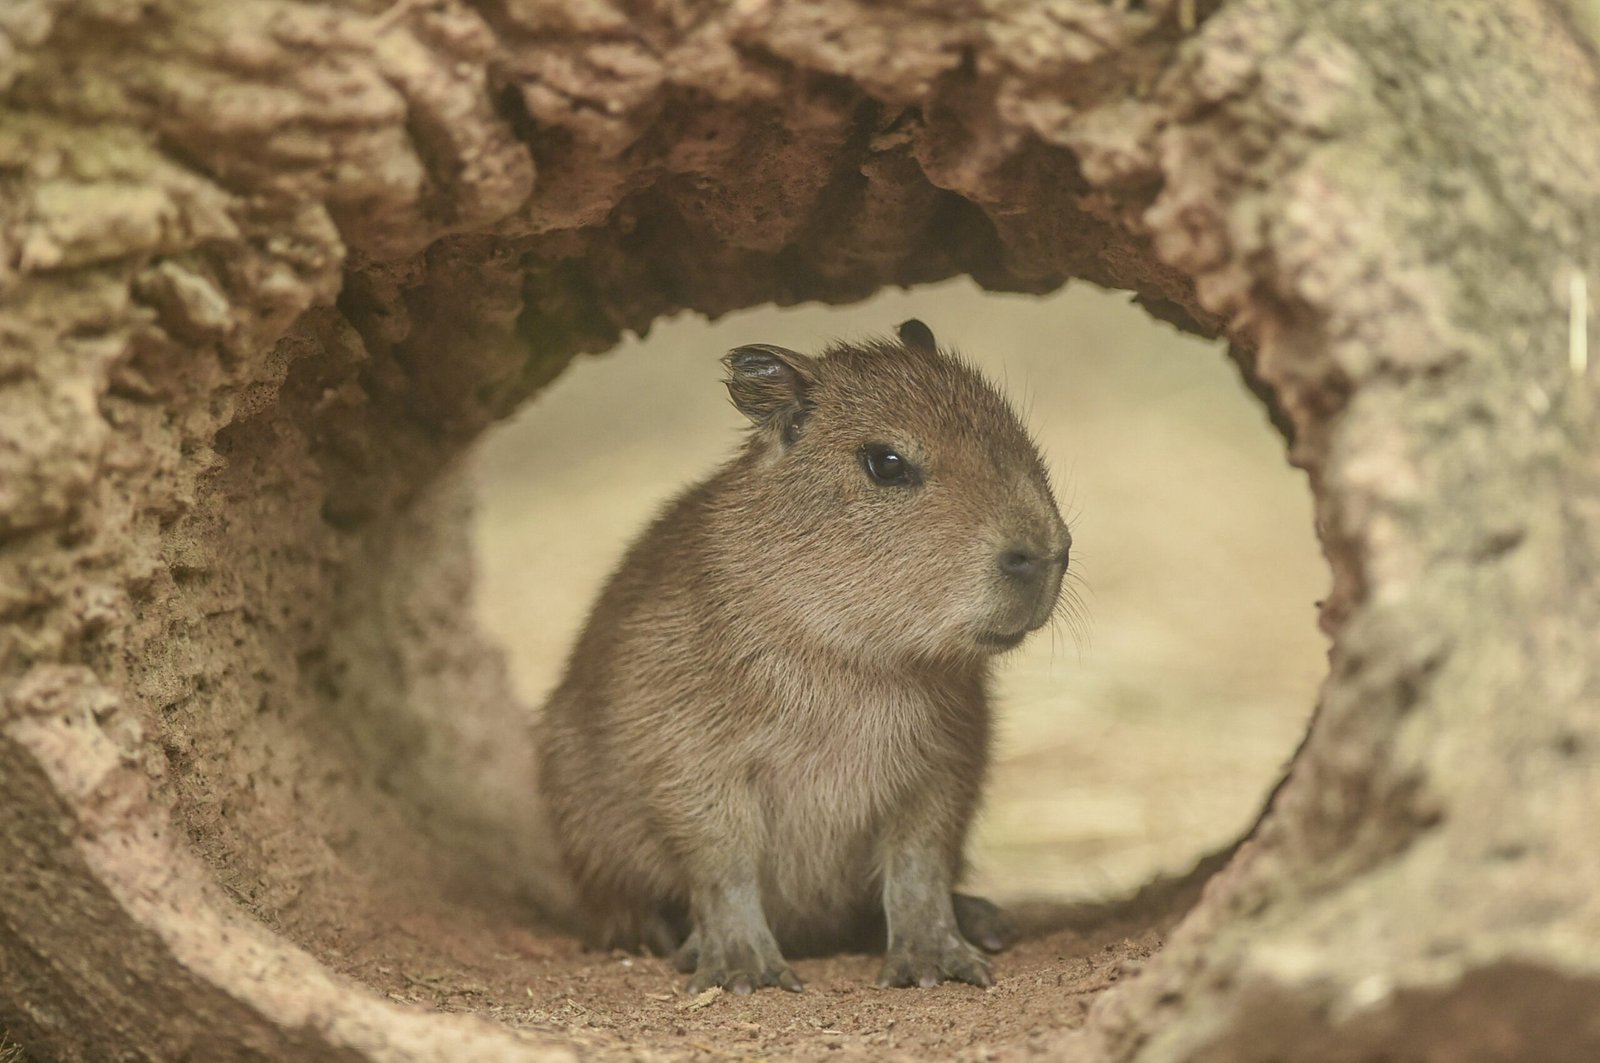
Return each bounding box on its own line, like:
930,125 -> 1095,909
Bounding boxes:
470,279 -> 1327,902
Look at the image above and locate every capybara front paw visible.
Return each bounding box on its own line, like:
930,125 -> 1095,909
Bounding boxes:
684,935 -> 803,995
876,935 -> 993,989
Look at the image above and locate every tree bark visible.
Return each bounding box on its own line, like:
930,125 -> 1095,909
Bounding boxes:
2,0 -> 1596,1060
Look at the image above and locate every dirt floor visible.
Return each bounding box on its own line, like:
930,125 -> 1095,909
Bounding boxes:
406,929 -> 1158,1061
307,868 -> 1205,1063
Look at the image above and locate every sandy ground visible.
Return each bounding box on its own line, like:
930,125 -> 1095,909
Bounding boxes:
472,279 -> 1328,904
315,853 -> 1218,1062
343,894 -> 1182,1062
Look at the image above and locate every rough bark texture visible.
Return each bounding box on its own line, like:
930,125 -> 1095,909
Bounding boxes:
2,0 -> 1597,1060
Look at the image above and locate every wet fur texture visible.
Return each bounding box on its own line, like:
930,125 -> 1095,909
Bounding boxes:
537,325 -> 1070,992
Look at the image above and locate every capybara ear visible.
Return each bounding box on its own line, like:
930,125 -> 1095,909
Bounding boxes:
896,319 -> 937,353
723,344 -> 819,444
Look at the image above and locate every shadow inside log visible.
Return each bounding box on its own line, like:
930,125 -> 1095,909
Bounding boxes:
1006,842 -> 1238,946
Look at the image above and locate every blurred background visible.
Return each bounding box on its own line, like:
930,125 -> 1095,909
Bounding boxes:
470,279 -> 1327,904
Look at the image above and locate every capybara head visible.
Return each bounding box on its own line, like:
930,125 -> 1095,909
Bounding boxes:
717,320 -> 1071,666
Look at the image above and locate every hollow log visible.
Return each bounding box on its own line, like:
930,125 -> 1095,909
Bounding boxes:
2,0 -> 1597,1059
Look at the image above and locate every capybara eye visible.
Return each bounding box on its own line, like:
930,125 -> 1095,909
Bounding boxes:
861,443 -> 917,486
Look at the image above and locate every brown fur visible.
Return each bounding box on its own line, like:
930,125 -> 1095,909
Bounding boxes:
537,323 -> 1071,993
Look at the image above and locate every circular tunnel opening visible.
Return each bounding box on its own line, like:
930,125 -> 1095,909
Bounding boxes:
474,279 -> 1325,912
414,277 -> 1328,1050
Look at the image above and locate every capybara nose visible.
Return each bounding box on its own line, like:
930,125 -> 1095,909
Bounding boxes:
998,547 -> 1043,582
